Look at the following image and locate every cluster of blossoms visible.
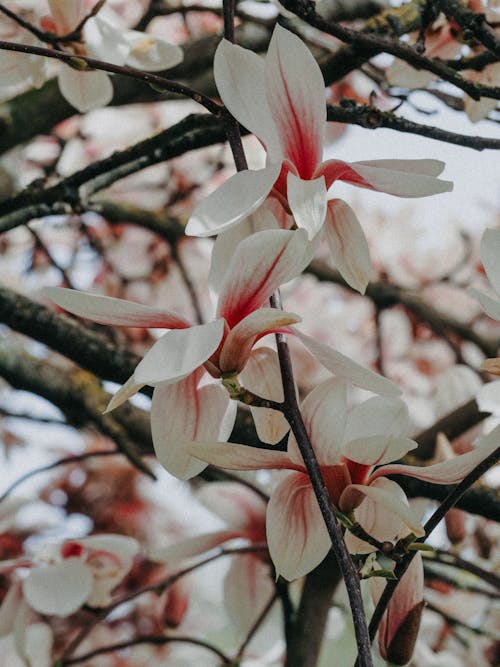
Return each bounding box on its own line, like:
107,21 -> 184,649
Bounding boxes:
2,8 -> 499,666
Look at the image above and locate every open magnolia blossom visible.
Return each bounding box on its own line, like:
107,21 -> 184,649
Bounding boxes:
45,228 -> 310,478
0,534 -> 139,664
187,379 -> 500,581
186,24 -> 453,293
471,228 -> 500,374
152,482 -> 273,632
46,224 -> 404,477
13,0 -> 184,112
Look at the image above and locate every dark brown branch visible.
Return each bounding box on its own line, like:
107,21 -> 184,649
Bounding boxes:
62,635 -> 232,666
0,114 -> 226,234
327,102 -> 500,151
439,0 -> 500,59
0,40 -> 222,115
282,0 -> 500,101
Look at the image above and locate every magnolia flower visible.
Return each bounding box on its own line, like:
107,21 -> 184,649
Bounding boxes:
32,0 -> 183,112
0,534 -> 139,664
186,24 -> 453,293
152,482 -> 272,632
45,228 -> 310,479
471,228 -> 500,374
187,379 -> 500,580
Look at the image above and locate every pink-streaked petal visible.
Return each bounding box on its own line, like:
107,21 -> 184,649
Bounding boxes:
151,530 -> 241,563
209,207 -> 280,296
185,165 -> 281,237
218,229 -> 309,328
152,373 -> 236,480
197,482 -> 267,530
225,556 -> 274,632
44,287 -> 190,329
267,471 -> 330,580
480,228 -> 500,297
219,308 -> 300,373
23,559 -> 93,616
266,25 -> 325,178
343,436 -> 417,467
124,32 -> 184,71
324,199 -> 371,294
294,329 -> 401,397
185,441 -> 296,471
470,287 -> 500,320
134,319 -> 225,386
344,396 -> 410,442
214,39 -> 280,157
375,424 -> 500,485
239,347 -> 289,445
376,553 -> 424,664
287,173 -> 327,239
58,67 -> 113,113
288,378 -> 347,466
347,159 -> 453,198
340,481 -> 425,537
345,478 -> 410,554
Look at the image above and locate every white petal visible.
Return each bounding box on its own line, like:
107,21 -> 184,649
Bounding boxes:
344,396 -> 410,441
197,482 -> 267,529
324,199 -> 371,294
152,375 -> 236,480
294,329 -> 401,397
214,39 -> 280,156
343,436 -> 417,467
105,375 -> 144,413
267,471 -> 330,580
134,319 -> 224,386
239,347 -> 290,445
44,287 -> 190,328
349,159 -> 453,198
218,228 -> 309,327
23,560 -> 93,616
224,556 -> 274,632
219,308 -> 300,373
209,207 -> 280,296
340,482 -> 425,537
287,173 -> 327,239
186,165 -> 280,237
58,67 -> 114,113
24,623 -> 53,667
266,24 -> 325,175
124,32 -> 183,71
470,287 -> 500,320
376,424 -> 500,485
84,16 -> 129,65
289,378 -> 347,466
480,228 -> 500,297
476,380 -> 500,414
185,440 -> 294,471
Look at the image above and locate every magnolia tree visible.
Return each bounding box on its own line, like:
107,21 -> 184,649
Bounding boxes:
0,0 -> 499,666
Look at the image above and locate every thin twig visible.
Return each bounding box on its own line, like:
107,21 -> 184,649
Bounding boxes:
0,40 -> 222,115
0,450 -> 119,504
